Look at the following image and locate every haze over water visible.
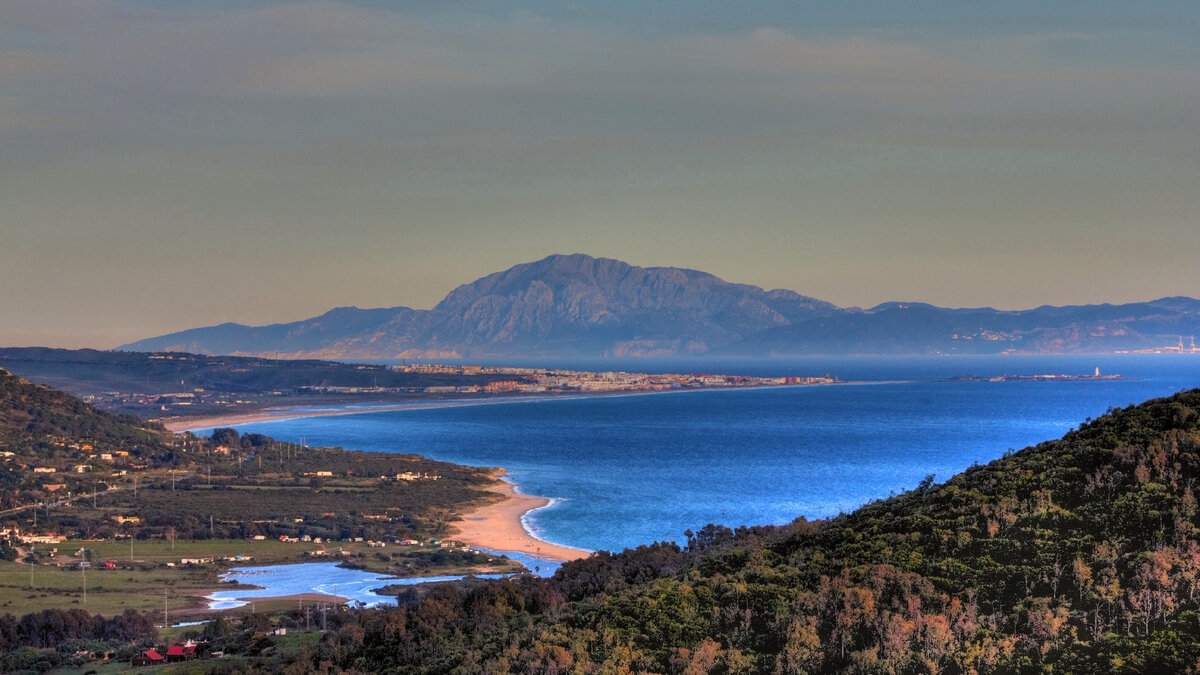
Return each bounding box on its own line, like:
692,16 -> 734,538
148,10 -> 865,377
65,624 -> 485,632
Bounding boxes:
215,355 -> 1200,553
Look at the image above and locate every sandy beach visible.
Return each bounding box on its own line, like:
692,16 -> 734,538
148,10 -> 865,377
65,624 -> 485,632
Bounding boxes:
184,591 -> 351,616
449,472 -> 590,562
160,393 -> 613,432
159,384 -> 810,433
165,399 -> 593,568
162,400 -> 492,432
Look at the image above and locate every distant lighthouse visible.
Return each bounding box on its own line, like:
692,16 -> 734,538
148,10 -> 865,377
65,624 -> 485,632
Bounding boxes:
1095,366 -> 1100,377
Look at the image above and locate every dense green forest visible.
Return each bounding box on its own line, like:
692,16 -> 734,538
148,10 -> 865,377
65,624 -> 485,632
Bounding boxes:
299,389 -> 1200,673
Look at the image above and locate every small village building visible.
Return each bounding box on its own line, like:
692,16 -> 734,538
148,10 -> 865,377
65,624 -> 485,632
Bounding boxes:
165,644 -> 197,662
132,649 -> 165,667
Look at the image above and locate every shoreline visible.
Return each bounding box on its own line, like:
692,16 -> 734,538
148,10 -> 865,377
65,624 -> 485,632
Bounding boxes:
161,397 -> 538,432
161,383 -> 843,432
185,591 -> 352,616
151,372 -> 1123,433
158,385 -> 839,566
449,471 -> 591,562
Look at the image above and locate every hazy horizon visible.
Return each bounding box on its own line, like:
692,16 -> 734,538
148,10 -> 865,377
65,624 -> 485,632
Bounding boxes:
3,1 -> 1198,348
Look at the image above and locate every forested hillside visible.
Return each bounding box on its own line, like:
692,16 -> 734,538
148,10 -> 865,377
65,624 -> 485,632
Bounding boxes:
0,367 -> 170,450
307,389 -> 1200,673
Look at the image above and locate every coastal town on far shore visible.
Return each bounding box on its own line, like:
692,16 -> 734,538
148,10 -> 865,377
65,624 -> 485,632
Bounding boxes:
90,358 -> 839,421
256,364 -> 836,398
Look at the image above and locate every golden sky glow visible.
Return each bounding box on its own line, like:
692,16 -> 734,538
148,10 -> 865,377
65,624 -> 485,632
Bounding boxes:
2,1 -> 1198,347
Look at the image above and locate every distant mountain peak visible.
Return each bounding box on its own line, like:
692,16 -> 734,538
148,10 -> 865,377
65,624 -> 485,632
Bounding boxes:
119,256 -> 1200,359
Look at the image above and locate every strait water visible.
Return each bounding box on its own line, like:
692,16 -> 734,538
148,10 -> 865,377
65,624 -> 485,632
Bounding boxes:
207,356 -> 1200,554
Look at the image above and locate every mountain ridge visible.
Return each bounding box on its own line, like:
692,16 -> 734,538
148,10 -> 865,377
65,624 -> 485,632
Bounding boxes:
119,254 -> 1200,358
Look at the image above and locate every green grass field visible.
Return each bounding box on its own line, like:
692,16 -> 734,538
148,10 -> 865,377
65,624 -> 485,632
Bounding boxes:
3,538 -> 339,617
0,559 -> 212,616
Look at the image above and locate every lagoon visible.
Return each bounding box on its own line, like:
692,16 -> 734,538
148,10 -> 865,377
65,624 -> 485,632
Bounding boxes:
208,562 -> 504,610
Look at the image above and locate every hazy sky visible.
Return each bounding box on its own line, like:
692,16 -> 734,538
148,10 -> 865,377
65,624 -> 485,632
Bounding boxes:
3,1 -> 1198,348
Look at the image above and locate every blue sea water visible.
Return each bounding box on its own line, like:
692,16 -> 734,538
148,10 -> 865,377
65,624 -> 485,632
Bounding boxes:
206,355 -> 1200,554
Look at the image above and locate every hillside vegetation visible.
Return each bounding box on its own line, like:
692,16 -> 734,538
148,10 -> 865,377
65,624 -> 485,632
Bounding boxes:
305,389 -> 1200,673
0,368 -> 496,542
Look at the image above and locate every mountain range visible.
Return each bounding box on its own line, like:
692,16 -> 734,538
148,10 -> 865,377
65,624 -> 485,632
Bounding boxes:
120,254 -> 1200,359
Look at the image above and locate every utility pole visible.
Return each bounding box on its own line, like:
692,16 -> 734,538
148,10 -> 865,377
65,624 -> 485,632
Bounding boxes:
163,588 -> 168,629
82,561 -> 86,606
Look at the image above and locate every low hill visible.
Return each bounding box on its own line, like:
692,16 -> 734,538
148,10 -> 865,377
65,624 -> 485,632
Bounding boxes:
307,388 -> 1200,672
0,347 -> 513,398
118,254 -> 1200,358
0,366 -> 170,453
0,368 -> 496,544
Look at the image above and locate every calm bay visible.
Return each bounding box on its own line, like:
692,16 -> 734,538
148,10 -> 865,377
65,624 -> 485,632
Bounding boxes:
207,355 -> 1200,554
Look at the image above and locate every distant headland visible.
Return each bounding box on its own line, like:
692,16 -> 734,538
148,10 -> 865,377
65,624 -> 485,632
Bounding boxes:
0,347 -> 837,429
948,368 -> 1128,383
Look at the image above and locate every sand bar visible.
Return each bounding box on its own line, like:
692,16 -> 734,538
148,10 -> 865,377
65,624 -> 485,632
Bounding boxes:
159,383 -> 821,433
162,399 -> 505,432
450,473 -> 590,562
182,591 -> 351,616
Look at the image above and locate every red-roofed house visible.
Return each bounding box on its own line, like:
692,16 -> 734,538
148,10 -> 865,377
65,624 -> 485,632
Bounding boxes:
165,644 -> 197,662
132,649 -> 164,667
